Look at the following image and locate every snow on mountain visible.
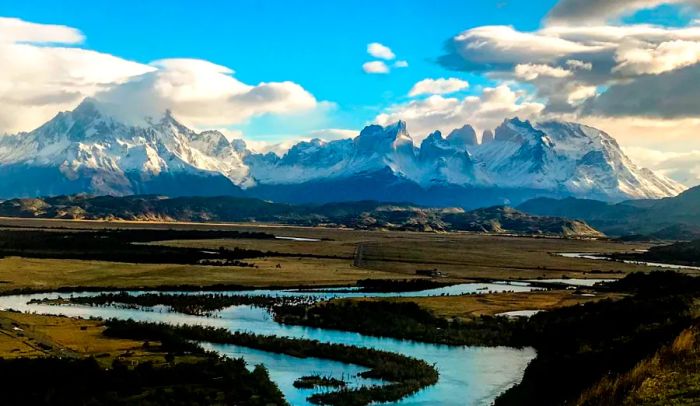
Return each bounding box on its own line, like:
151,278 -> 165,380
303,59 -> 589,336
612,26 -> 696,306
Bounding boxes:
250,116 -> 685,201
0,98 -> 253,195
0,98 -> 685,203
446,124 -> 478,148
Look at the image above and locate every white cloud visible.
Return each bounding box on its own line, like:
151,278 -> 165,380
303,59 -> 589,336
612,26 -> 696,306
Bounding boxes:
0,16 -> 83,44
367,42 -> 395,60
408,78 -> 469,97
0,18 -> 154,134
0,17 -> 320,135
440,23 -> 700,114
362,60 -> 390,74
614,40 -> 700,75
514,64 -> 573,80
547,0 -> 699,25
443,25 -> 605,69
394,60 -> 409,68
566,59 -> 593,70
96,58 -> 318,128
308,128 -> 357,140
567,85 -> 598,104
376,84 -> 544,140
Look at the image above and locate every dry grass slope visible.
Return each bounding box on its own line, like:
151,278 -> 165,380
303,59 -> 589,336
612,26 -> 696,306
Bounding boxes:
577,325 -> 700,406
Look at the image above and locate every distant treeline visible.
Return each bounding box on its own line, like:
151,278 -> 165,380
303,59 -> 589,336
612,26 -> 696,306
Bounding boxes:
50,292 -> 313,316
613,239 -> 700,267
275,300 -> 520,346
356,278 -> 453,292
0,228 -> 343,265
104,319 -> 439,405
0,356 -> 286,405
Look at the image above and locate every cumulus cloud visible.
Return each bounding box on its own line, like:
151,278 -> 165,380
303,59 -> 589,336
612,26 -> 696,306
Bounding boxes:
96,58 -> 318,128
0,18 -> 153,134
438,25 -> 604,72
367,42 -> 396,60
582,64 -> 700,118
613,39 -> 700,74
408,78 -> 469,97
376,85 -> 544,140
432,2 -> 700,184
363,43 -> 407,73
0,17 -> 320,134
0,16 -> 84,43
566,59 -> 593,70
514,64 -> 573,80
439,22 -> 700,114
362,60 -> 390,74
547,0 -> 700,24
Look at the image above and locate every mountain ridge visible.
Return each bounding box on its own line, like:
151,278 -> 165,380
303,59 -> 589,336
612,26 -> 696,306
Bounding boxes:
0,98 -> 685,207
517,185 -> 700,238
0,194 -> 604,238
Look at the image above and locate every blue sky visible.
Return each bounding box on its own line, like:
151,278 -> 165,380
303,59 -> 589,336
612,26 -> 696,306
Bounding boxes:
3,0 -> 700,185
3,0 -> 560,138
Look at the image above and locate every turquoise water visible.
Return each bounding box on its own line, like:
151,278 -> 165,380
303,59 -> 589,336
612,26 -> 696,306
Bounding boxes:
0,284 -> 537,405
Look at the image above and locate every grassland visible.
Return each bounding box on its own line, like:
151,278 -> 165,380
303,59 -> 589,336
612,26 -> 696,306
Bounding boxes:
0,256 -> 397,293
357,290 -> 626,321
0,311 -> 183,366
0,216 -> 669,295
577,324 -> 700,406
145,225 -> 662,280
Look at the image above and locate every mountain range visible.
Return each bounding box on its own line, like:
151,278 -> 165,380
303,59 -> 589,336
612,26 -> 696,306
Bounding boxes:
0,98 -> 685,207
518,185 -> 700,239
0,194 -> 604,237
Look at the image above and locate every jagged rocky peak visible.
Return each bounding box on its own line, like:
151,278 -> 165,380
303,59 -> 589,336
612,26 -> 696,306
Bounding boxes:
421,130 -> 445,145
0,99 -> 687,203
494,117 -> 553,147
419,131 -> 450,160
446,124 -> 478,148
71,97 -> 102,119
354,120 -> 413,153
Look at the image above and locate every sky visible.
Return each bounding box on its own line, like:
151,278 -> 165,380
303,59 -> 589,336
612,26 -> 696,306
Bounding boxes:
3,0 -> 700,185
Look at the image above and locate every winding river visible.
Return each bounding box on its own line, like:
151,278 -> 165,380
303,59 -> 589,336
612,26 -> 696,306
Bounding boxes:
0,282 -> 539,406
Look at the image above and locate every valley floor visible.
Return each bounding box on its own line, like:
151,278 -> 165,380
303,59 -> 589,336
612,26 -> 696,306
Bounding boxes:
0,217 -> 697,405
0,217 -> 670,295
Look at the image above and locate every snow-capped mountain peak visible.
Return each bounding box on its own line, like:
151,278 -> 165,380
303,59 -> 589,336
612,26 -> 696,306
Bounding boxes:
446,124 -> 478,148
0,99 -> 686,205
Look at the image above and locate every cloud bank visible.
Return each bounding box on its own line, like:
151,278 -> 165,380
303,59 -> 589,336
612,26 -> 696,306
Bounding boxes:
0,17 -> 319,134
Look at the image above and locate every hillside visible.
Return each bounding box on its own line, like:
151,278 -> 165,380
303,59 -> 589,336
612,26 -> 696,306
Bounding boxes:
518,186 -> 700,239
0,195 -> 603,238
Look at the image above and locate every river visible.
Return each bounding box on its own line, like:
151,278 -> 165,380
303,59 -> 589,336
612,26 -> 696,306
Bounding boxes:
0,282 -> 540,405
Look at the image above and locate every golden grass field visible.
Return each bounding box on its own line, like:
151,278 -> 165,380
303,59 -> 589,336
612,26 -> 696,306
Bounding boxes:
0,217 -> 669,294
359,290 -> 626,321
0,311 -> 192,366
